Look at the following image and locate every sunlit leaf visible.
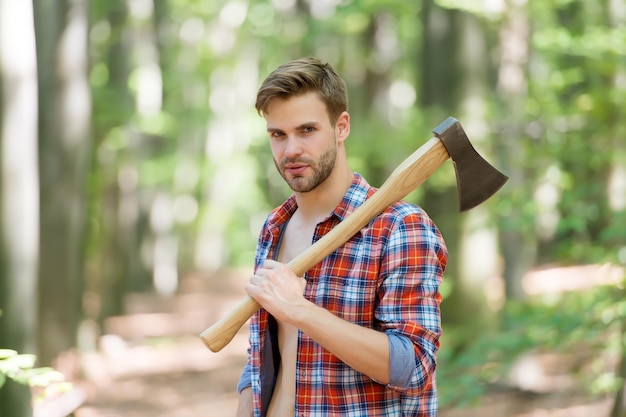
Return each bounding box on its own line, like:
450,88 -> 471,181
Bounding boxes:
0,349 -> 17,359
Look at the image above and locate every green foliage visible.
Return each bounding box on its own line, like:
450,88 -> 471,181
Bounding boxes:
0,349 -> 66,390
0,309 -> 69,400
438,281 -> 626,409
0,347 -> 70,401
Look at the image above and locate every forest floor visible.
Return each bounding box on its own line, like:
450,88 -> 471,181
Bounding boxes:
34,265 -> 621,417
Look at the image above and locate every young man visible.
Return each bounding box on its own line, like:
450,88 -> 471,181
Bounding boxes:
236,57 -> 448,417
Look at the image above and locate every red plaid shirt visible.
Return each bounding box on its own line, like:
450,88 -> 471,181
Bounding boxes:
246,173 -> 447,416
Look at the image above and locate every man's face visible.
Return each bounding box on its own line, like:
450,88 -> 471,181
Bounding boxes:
263,92 -> 338,193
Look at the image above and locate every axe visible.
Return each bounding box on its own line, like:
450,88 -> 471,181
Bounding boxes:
200,117 -> 508,352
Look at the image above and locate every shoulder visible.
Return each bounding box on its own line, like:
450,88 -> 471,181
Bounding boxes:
263,195 -> 298,228
377,202 -> 448,266
382,200 -> 434,227
376,201 -> 445,246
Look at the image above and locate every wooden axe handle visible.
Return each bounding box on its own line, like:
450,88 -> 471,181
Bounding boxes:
200,137 -> 449,352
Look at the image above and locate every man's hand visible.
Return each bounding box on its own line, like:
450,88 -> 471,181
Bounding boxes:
246,260 -> 392,385
236,387 -> 253,417
245,259 -> 307,323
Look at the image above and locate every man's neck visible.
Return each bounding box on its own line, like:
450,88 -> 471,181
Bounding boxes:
293,166 -> 353,224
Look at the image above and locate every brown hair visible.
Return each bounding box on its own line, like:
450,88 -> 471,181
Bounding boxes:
255,57 -> 348,125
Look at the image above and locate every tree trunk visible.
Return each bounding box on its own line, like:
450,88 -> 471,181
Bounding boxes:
495,0 -> 534,301
0,0 -> 39,415
419,0 -> 494,325
33,0 -> 91,366
608,0 -> 626,413
92,0 -> 133,327
612,313 -> 626,417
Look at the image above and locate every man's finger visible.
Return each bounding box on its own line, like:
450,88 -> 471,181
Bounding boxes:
261,259 -> 280,268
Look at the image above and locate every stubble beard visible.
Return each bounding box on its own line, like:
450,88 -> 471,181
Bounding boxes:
275,142 -> 337,193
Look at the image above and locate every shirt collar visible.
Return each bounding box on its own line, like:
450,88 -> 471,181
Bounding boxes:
331,172 -> 373,222
267,173 -> 374,229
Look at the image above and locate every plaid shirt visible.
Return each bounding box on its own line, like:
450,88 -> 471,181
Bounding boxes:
247,173 -> 447,417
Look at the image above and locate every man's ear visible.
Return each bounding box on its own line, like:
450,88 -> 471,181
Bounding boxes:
335,111 -> 350,143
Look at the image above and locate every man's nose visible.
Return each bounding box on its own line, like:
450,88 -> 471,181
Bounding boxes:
284,135 -> 303,157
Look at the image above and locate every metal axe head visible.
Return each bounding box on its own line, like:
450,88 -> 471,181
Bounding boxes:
433,117 -> 508,212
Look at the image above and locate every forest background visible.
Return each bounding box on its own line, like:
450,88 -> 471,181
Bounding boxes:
0,0 -> 625,416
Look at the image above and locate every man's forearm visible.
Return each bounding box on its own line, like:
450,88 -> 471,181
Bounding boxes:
289,300 -> 391,384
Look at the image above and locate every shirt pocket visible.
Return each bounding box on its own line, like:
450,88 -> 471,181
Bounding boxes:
315,239 -> 382,327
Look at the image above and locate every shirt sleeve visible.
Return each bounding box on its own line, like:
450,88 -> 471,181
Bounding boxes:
376,208 -> 447,394
387,332 -> 417,388
237,360 -> 252,394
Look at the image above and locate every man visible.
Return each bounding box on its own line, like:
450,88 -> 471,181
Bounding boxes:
236,57 -> 447,417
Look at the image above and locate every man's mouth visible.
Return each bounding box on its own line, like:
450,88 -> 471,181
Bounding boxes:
285,164 -> 308,175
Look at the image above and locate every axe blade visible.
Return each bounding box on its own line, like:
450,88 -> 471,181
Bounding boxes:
433,117 -> 509,212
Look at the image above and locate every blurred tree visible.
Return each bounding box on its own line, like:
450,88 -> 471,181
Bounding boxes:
520,0 -> 626,266
494,0 -> 534,301
419,0 -> 493,325
87,0 -> 154,332
0,0 -> 39,415
33,0 -> 92,366
87,0 -> 135,329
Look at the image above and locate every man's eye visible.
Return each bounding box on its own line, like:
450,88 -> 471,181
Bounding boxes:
271,131 -> 285,138
303,126 -> 315,133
